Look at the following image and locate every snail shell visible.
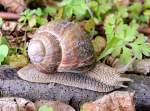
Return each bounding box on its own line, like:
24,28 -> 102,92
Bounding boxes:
28,21 -> 95,74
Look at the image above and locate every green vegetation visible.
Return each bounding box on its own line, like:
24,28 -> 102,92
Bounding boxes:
19,7 -> 57,27
57,0 -> 150,64
38,105 -> 54,111
1,0 -> 150,66
0,44 -> 9,64
0,37 -> 9,64
59,0 -> 88,19
58,0 -> 150,24
0,37 -> 28,67
0,18 -> 3,27
99,14 -> 150,64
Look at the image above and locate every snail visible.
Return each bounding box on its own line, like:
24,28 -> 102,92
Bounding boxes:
18,21 -> 132,92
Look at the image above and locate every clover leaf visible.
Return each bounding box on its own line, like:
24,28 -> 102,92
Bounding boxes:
60,0 -> 88,19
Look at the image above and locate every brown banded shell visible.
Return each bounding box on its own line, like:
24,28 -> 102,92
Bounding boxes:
28,21 -> 95,74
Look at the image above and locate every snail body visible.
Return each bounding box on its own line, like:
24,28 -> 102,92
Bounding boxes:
18,21 -> 132,92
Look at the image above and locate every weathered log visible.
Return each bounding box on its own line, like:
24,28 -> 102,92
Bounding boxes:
0,66 -> 149,111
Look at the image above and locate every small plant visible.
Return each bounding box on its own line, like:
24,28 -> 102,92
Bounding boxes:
59,0 -> 88,19
0,37 -> 9,64
38,105 -> 54,111
89,0 -> 114,22
19,8 -> 47,27
0,36 -> 29,67
19,7 -> 57,27
98,14 -> 150,64
0,17 -> 3,27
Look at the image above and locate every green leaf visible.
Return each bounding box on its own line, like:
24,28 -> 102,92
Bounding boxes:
134,35 -> 147,44
128,2 -> 142,14
117,7 -> 128,18
74,5 -> 87,19
18,16 -> 26,23
0,44 -> 9,57
63,6 -> 73,17
60,0 -> 88,19
35,8 -> 43,16
141,43 -> 150,56
144,10 -> 150,16
89,1 -> 98,12
36,17 -> 48,26
120,47 -> 132,64
124,20 -> 138,42
99,23 -> 121,60
0,55 -> 4,64
104,14 -> 116,43
59,0 -> 72,6
0,18 -> 3,27
29,16 -> 37,28
112,46 -> 121,57
44,7 -> 57,14
131,44 -> 142,59
8,47 -> 18,55
98,47 -> 114,61
98,1 -> 111,14
0,37 -> 9,45
144,0 -> 150,9
19,9 -> 33,24
115,24 -> 126,40
139,15 -> 149,23
38,105 -> 54,111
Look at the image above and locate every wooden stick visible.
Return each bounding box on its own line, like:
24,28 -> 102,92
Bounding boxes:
0,12 -> 20,20
0,66 -> 150,111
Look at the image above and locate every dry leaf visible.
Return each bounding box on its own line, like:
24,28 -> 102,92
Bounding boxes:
0,97 -> 36,111
84,19 -> 95,33
92,36 -> 106,57
82,91 -> 135,111
2,21 -> 17,32
114,59 -> 150,75
132,59 -> 150,75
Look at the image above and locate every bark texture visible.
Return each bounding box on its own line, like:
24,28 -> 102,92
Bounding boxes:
0,66 -> 149,111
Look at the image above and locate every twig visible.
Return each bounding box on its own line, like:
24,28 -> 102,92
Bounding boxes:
0,12 -> 20,20
138,27 -> 150,35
